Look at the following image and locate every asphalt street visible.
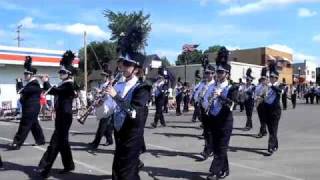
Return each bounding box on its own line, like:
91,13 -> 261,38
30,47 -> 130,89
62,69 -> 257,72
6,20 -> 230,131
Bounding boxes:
0,101 -> 319,180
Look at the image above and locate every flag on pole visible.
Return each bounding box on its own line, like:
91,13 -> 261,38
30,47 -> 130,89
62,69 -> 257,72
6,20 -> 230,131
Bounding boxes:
182,44 -> 199,52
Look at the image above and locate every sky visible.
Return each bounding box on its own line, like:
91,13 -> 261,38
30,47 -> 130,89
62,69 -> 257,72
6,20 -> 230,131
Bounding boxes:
0,0 -> 320,64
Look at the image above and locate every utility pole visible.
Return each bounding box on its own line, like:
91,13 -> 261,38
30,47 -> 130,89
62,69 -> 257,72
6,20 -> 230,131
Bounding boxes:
84,31 -> 88,96
15,25 -> 23,47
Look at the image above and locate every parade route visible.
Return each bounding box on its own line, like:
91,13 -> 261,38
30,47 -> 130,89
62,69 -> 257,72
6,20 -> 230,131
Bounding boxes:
0,102 -> 319,180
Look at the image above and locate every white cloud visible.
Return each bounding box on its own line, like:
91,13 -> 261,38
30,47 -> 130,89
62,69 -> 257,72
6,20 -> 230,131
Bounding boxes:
267,44 -> 294,54
298,8 -> 317,17
18,17 -> 37,28
220,0 -> 320,15
55,40 -> 64,46
226,45 -> 241,50
312,34 -> 320,42
267,44 -> 318,63
17,17 -> 109,38
0,29 -> 5,37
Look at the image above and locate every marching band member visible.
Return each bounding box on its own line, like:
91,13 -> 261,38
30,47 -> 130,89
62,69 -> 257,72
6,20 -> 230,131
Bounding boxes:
106,52 -> 151,180
163,78 -> 170,113
88,68 -> 114,150
237,78 -> 245,112
37,50 -> 77,178
281,78 -> 289,110
315,85 -> 320,104
10,56 -> 45,150
254,68 -> 269,138
207,47 -> 238,180
290,83 -> 298,108
197,65 -> 215,159
151,72 -> 168,128
104,20 -> 152,179
175,77 -> 183,116
183,82 -> 191,112
243,68 -> 255,131
191,76 -> 204,122
309,82 -> 316,104
264,61 -> 282,155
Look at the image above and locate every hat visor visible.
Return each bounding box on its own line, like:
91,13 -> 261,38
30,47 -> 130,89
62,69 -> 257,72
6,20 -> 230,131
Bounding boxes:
269,73 -> 279,78
24,70 -> 33,75
58,69 -> 69,74
216,66 -> 229,72
205,69 -> 215,73
100,72 -> 110,76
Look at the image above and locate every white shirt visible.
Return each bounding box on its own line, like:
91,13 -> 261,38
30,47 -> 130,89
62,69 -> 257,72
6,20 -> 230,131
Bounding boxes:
200,79 -> 215,109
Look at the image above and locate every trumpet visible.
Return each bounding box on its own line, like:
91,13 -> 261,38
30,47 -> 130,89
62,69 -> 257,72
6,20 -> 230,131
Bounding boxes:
77,72 -> 122,125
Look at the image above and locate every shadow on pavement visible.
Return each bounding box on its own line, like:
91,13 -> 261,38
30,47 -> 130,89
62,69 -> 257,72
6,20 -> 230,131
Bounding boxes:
167,125 -> 202,130
146,149 -> 203,161
142,166 -> 208,180
69,141 -> 115,155
229,146 -> 271,156
231,133 -> 259,138
153,132 -> 203,139
71,132 -> 96,136
0,161 -> 112,179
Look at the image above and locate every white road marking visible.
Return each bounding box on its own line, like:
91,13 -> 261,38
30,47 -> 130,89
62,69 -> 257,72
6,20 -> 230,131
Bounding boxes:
147,143 -> 305,180
0,136 -> 111,175
0,120 -> 81,134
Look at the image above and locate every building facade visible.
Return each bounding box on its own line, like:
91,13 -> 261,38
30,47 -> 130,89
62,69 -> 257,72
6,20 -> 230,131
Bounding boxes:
0,45 -> 79,108
207,47 -> 293,84
293,60 -> 317,84
162,62 -> 262,87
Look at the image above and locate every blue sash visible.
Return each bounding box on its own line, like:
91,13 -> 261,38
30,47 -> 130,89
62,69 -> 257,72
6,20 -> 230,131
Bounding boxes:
113,83 -> 140,131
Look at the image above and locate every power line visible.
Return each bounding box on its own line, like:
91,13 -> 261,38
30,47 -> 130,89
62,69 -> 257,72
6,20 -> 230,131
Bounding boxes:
15,25 -> 24,47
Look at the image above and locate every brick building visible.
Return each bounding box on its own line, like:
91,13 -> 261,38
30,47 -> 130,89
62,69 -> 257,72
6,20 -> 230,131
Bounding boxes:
207,47 -> 293,84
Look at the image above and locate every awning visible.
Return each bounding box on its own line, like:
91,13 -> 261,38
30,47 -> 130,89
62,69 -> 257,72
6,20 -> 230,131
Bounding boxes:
275,56 -> 291,64
266,54 -> 276,61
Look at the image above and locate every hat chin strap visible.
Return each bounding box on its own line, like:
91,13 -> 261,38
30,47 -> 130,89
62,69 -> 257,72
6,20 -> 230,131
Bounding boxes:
125,66 -> 137,81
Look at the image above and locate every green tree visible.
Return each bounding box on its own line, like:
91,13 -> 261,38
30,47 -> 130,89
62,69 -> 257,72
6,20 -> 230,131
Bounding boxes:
160,56 -> 171,67
204,45 -> 224,54
103,10 -> 151,52
175,50 -> 203,65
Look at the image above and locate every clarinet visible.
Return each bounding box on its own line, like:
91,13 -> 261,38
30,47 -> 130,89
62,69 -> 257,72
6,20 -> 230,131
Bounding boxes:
77,72 -> 122,125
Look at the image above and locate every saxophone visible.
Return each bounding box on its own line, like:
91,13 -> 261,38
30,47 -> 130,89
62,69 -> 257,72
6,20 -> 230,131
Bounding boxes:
77,72 -> 122,125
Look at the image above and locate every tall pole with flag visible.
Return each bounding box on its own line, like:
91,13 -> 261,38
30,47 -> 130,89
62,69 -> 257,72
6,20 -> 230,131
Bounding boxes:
182,44 -> 199,83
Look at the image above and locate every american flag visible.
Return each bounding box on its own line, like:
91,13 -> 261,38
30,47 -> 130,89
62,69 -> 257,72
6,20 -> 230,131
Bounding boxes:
182,44 -> 199,52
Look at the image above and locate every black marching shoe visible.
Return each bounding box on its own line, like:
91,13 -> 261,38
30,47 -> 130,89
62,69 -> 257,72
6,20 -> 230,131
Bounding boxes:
268,146 -> 278,155
36,142 -> 46,146
207,174 -> 218,180
200,152 -> 209,160
103,142 -> 113,146
34,168 -> 49,179
0,156 -> 3,168
218,170 -> 229,179
8,143 -> 20,150
87,142 -> 98,150
138,159 -> 144,170
58,167 -> 75,174
256,131 -> 267,138
151,122 -> 157,128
